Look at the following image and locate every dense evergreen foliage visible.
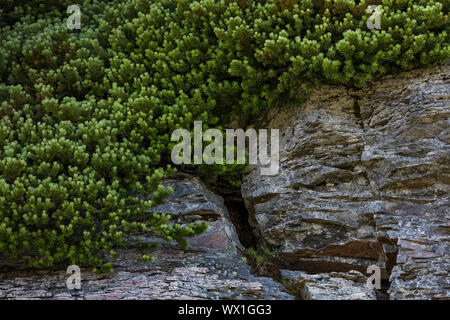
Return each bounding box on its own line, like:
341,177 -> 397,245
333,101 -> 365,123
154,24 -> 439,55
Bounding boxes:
0,0 -> 448,269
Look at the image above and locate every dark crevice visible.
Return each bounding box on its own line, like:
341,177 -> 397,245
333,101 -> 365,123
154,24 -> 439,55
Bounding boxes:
204,178 -> 285,281
353,97 -> 362,120
348,90 -> 365,130
224,194 -> 257,249
206,178 -> 257,249
376,279 -> 390,300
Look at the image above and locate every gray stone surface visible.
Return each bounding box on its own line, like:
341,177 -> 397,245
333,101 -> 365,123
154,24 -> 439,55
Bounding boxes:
356,66 -> 450,300
242,64 -> 450,299
281,269 -> 377,300
0,177 -> 293,300
242,85 -> 385,275
0,246 -> 292,300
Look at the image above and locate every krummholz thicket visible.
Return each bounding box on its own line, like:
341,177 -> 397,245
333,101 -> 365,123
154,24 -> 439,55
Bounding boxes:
0,0 -> 448,270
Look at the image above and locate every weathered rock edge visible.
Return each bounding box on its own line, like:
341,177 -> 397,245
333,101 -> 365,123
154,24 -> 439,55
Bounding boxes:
241,64 -> 449,300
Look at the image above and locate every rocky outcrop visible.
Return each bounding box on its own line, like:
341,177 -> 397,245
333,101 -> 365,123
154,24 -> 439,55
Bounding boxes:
1,65 -> 448,300
356,66 -> 450,300
242,85 -> 385,275
0,177 -> 293,300
242,64 -> 450,299
281,269 -> 377,300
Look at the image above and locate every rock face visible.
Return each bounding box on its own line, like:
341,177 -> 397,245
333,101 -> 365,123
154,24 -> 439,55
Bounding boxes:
1,66 -> 448,300
242,85 -> 384,275
151,175 -> 244,255
357,66 -> 450,300
0,177 -> 293,300
281,269 -> 377,300
242,64 -> 450,299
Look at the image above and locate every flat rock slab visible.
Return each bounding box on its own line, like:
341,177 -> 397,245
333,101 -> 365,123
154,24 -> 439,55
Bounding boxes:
0,246 -> 292,300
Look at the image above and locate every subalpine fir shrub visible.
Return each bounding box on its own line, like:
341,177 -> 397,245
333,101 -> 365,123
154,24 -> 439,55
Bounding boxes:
96,0 -> 449,118
0,1 -> 91,27
0,1 -> 208,271
0,0 -> 448,270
